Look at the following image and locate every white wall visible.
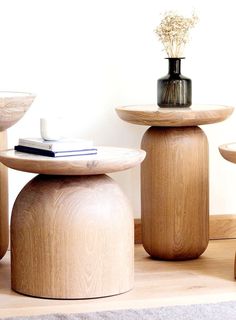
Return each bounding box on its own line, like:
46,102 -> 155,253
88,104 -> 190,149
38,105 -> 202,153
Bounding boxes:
1,0 -> 236,217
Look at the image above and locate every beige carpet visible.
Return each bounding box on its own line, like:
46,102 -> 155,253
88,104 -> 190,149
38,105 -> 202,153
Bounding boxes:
3,301 -> 236,320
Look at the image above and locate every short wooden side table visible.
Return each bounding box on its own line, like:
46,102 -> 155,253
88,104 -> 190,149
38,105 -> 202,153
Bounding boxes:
0,147 -> 145,299
116,105 -> 234,260
219,142 -> 236,278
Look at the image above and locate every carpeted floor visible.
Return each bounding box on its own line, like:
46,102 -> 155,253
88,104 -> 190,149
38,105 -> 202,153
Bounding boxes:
3,301 -> 236,320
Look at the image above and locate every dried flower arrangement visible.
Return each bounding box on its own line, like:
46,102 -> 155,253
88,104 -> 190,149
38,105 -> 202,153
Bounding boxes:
155,12 -> 198,57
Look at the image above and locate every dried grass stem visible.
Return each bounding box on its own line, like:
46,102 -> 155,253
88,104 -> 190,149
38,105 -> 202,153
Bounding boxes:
155,12 -> 198,57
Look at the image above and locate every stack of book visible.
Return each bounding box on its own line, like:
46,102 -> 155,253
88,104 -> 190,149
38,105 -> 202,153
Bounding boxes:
15,138 -> 97,158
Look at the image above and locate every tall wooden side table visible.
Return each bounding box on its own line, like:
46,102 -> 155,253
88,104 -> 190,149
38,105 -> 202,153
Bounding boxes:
219,142 -> 236,278
0,92 -> 35,260
116,105 -> 234,260
0,147 -> 145,299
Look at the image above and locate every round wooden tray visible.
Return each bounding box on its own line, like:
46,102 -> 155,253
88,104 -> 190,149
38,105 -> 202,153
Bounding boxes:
0,147 -> 146,175
116,105 -> 234,127
219,143 -> 236,164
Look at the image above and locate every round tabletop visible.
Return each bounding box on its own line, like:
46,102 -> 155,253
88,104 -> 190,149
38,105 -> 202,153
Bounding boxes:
116,104 -> 234,127
219,143 -> 236,164
0,92 -> 35,132
0,147 -> 146,175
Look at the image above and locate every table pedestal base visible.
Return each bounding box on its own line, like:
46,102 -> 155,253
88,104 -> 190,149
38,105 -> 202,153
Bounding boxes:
141,126 -> 209,260
0,131 -> 8,260
235,253 -> 236,279
11,174 -> 134,299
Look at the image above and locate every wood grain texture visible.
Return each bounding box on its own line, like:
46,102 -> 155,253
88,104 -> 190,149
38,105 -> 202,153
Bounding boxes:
141,126 -> 209,260
219,143 -> 236,164
116,104 -> 234,127
218,144 -> 236,278
0,131 -> 8,260
11,174 -> 134,299
1,240 -> 236,318
0,92 -> 35,259
0,147 -> 146,175
209,215 -> 236,240
234,241 -> 236,278
134,219 -> 142,244
0,92 -> 35,131
135,215 -> 236,244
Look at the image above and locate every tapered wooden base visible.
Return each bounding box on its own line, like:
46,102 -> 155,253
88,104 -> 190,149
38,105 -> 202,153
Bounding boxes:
11,174 -> 134,299
141,126 -> 209,260
0,131 -> 8,260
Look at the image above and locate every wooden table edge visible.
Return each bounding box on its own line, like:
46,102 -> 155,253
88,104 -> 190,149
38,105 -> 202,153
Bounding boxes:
0,147 -> 146,175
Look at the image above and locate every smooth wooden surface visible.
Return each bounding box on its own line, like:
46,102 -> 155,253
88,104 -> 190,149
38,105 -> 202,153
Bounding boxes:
218,143 -> 236,277
0,240 -> 236,318
219,142 -> 236,164
0,131 -> 8,260
134,219 -> 142,244
209,215 -> 236,240
0,92 -> 35,260
116,104 -> 234,127
11,174 -> 134,299
0,147 -> 146,175
0,91 -> 35,131
135,215 -> 236,244
141,126 -> 209,260
235,252 -> 236,279
218,145 -> 236,277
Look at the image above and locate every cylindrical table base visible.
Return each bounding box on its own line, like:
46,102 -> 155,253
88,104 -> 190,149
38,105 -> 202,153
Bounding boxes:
11,174 -> 134,299
141,126 -> 209,260
235,253 -> 236,279
0,130 -> 8,260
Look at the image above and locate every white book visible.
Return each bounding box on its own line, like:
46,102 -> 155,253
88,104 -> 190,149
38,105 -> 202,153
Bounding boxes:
15,145 -> 97,157
18,137 -> 94,152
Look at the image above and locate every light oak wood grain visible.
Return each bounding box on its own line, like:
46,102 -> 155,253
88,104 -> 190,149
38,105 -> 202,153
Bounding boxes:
234,255 -> 236,278
0,92 -> 35,131
0,92 -> 35,260
11,174 -> 134,299
141,126 -> 209,260
116,104 -> 234,127
135,215 -> 236,244
219,143 -> 236,163
0,240 -> 236,317
209,214 -> 236,240
218,144 -> 236,278
0,131 -> 8,259
0,147 -> 146,175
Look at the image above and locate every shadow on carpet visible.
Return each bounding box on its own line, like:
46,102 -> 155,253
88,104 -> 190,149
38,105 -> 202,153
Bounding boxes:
3,301 -> 236,320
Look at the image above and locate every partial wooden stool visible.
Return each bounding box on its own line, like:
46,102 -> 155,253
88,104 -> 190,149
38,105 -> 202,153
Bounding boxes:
219,142 -> 236,278
116,105 -> 234,260
0,147 -> 145,299
0,92 -> 35,260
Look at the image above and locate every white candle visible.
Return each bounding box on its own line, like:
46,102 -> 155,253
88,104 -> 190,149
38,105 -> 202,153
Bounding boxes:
40,117 -> 64,141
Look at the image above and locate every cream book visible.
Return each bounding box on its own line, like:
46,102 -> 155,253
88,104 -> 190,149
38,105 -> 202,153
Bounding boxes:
18,137 -> 94,152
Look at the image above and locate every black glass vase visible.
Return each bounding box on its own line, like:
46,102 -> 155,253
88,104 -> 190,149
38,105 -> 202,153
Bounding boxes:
157,58 -> 192,108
